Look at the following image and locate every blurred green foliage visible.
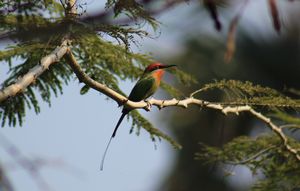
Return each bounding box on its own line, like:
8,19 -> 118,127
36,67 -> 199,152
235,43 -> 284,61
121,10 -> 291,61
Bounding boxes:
196,135 -> 300,191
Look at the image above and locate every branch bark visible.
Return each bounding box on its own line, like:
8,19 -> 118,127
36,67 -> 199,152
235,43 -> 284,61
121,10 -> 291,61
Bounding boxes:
0,40 -> 70,103
0,0 -> 77,103
65,49 -> 300,161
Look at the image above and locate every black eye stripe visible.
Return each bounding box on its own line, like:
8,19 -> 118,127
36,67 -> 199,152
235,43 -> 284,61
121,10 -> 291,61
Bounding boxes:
151,66 -> 159,71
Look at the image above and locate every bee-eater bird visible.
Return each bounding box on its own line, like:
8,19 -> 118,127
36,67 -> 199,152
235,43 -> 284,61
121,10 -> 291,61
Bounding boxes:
100,62 -> 176,170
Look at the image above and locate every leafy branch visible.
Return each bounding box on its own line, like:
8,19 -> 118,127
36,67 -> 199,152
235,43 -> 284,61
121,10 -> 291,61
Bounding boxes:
196,135 -> 300,191
63,48 -> 300,157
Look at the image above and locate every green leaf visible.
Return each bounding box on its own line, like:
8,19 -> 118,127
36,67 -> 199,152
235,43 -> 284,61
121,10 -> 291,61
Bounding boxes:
80,85 -> 90,95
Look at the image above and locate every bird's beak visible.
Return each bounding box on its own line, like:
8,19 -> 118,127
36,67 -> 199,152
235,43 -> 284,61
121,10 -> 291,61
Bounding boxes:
160,64 -> 177,69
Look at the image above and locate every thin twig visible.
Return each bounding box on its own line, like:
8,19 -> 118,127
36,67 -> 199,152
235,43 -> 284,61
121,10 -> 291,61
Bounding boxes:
280,124 -> 300,129
60,0 -> 66,9
226,145 -> 277,165
0,133 -> 52,191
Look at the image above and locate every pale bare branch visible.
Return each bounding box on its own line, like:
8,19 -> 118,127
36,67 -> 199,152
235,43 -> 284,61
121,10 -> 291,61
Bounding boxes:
0,40 -> 70,103
0,0 -> 77,102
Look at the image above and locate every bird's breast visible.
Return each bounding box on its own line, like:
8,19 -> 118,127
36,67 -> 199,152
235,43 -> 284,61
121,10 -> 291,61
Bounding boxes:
152,69 -> 165,85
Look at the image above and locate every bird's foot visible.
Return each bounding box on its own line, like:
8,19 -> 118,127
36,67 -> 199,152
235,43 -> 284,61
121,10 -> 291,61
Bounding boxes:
118,99 -> 128,107
144,100 -> 152,111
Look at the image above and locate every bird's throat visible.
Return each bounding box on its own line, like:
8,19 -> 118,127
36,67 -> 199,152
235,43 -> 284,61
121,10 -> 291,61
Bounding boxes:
152,69 -> 165,83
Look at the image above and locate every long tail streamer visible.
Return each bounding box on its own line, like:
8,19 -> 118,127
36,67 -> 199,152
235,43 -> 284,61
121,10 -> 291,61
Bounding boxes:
100,113 -> 127,170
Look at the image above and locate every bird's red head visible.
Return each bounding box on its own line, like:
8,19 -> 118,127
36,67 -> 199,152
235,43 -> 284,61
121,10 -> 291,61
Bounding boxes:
144,62 -> 176,73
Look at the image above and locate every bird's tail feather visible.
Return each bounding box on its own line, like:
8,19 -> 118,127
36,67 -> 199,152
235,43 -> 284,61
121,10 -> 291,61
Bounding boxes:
100,112 -> 127,171
112,112 -> 127,138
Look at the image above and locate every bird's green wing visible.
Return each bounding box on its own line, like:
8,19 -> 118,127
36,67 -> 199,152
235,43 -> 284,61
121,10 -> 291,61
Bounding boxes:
128,76 -> 156,102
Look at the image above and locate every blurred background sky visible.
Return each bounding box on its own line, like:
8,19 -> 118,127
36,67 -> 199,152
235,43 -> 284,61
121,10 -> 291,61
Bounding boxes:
0,0 -> 299,191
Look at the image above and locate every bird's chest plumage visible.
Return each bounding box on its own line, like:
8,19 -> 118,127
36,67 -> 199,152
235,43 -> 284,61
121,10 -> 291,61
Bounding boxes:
146,69 -> 164,97
152,69 -> 165,86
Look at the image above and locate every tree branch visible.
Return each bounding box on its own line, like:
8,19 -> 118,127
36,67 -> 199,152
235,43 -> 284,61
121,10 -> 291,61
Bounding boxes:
64,50 -> 128,105
65,49 -> 300,161
226,145 -> 277,165
0,0 -> 78,103
0,133 -> 52,191
0,40 -> 70,103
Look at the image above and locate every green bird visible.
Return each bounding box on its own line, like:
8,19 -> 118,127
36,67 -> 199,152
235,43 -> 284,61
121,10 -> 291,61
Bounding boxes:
100,62 -> 176,170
